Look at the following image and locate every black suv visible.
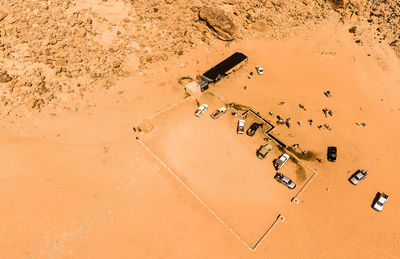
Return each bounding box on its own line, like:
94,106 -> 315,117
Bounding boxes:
246,123 -> 262,136
327,146 -> 337,162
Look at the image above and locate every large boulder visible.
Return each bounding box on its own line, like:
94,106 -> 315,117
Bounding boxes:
199,6 -> 237,41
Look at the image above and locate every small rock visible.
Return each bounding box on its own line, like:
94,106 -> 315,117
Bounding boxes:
113,61 -> 121,68
0,73 -> 12,83
26,98 -> 36,108
56,59 -> 67,66
75,28 -> 87,38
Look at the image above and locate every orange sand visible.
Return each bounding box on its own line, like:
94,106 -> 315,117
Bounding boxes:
1,17 -> 400,258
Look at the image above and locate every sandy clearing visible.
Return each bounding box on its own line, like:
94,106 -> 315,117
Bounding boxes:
139,93 -> 313,246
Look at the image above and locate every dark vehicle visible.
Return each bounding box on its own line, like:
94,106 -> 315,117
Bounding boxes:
349,169 -> 368,185
256,144 -> 273,159
327,146 -> 337,162
246,123 -> 262,136
274,172 -> 296,189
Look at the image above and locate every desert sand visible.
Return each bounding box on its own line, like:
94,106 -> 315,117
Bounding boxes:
1,0 -> 400,258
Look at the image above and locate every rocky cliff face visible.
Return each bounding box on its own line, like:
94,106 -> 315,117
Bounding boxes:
0,0 -> 398,114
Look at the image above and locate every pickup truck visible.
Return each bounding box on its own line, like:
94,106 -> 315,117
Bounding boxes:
210,107 -> 227,119
194,104 -> 208,117
256,144 -> 273,159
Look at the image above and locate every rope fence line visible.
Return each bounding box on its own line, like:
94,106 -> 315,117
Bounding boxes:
137,138 -> 254,251
133,89 -> 321,251
252,214 -> 282,251
135,96 -> 193,138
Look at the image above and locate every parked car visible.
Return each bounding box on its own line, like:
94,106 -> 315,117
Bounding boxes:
237,119 -> 245,134
274,153 -> 290,170
349,169 -> 368,185
373,192 -> 389,212
256,144 -> 273,159
255,65 -> 264,75
327,146 -> 337,162
194,104 -> 208,117
274,172 -> 296,189
210,107 -> 227,119
246,122 -> 262,136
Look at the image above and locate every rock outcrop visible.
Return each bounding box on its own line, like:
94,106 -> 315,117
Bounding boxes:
199,6 -> 237,41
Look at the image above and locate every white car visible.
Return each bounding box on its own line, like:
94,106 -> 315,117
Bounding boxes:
194,104 -> 208,117
274,153 -> 290,170
210,107 -> 227,119
237,119 -> 245,134
255,65 -> 264,75
373,193 -> 389,212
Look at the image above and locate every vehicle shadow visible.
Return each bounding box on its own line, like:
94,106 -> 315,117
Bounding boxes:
371,192 -> 381,209
272,159 -> 279,170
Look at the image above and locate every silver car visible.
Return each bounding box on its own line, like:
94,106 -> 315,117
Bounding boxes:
274,172 -> 296,189
349,170 -> 368,185
255,65 -> 264,75
373,192 -> 389,212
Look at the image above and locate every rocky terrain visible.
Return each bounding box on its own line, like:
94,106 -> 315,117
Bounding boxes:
0,0 -> 398,114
